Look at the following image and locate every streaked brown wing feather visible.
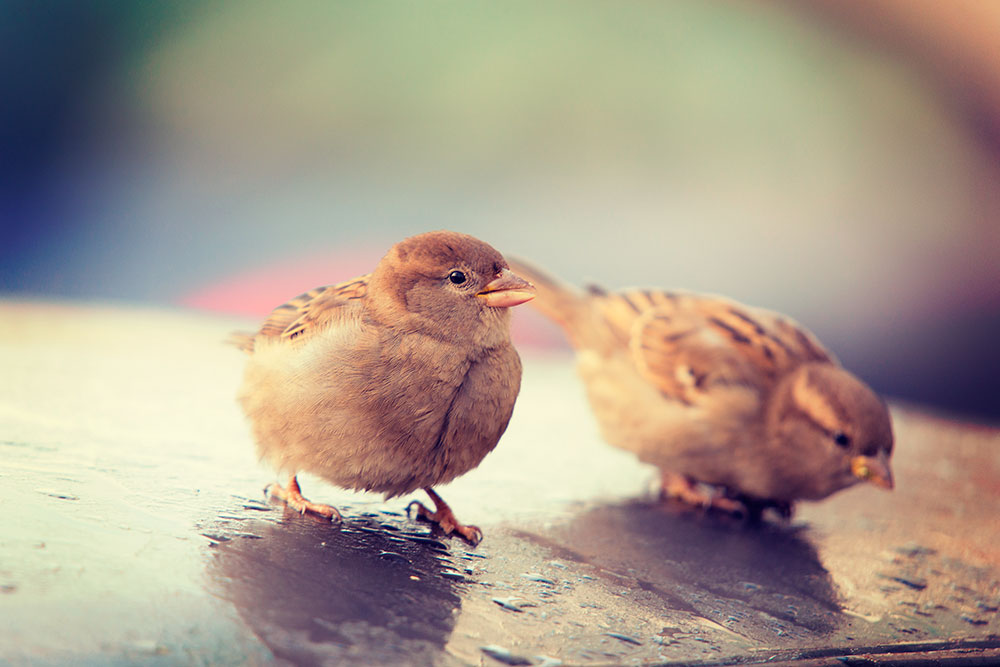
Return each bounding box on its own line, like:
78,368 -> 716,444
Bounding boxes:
247,274 -> 369,349
593,289 -> 682,346
598,289 -> 834,402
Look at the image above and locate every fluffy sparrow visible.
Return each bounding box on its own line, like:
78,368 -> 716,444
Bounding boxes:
233,231 -> 535,544
510,259 -> 894,517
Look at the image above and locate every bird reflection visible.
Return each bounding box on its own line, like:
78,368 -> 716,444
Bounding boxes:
205,505 -> 464,666
525,501 -> 843,640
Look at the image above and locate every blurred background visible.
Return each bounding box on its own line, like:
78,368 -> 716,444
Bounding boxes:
1,1 -> 997,421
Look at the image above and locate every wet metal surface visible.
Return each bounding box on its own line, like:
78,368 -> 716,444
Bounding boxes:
1,302 -> 998,665
207,508 -> 464,665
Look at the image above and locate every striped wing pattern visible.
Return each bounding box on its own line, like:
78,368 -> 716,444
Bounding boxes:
232,274 -> 370,352
593,289 -> 833,403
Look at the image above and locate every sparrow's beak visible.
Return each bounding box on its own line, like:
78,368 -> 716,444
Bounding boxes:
851,452 -> 894,490
477,269 -> 536,308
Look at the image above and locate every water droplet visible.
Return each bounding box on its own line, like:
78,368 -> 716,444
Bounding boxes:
35,488 -> 79,501
603,632 -> 641,646
880,574 -> 928,591
492,596 -> 525,612
241,503 -> 272,512
401,535 -> 448,551
378,551 -> 410,565
480,645 -> 532,665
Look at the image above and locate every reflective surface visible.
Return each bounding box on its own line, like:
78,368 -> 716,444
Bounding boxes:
1,303 -> 998,665
208,508 -> 464,666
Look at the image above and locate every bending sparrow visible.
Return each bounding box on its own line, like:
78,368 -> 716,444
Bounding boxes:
510,259 -> 894,517
233,231 -> 535,544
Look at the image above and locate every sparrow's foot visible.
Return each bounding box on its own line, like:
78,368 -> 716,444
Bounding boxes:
660,471 -> 746,516
408,487 -> 483,546
266,475 -> 342,521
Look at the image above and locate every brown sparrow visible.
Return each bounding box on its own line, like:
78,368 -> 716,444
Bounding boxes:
232,231 -> 535,544
509,259 -> 894,518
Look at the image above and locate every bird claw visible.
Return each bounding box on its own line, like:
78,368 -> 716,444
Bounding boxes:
265,478 -> 342,522
661,472 -> 748,517
406,499 -> 429,526
660,472 -> 796,522
456,524 -> 483,546
408,496 -> 482,546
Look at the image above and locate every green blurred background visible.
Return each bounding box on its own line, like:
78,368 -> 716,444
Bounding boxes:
2,1 -> 998,419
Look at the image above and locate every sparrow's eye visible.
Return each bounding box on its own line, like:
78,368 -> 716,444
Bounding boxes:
832,432 -> 851,448
448,270 -> 467,285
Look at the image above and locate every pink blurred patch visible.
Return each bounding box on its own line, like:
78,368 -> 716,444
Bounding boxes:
179,249 -> 383,319
178,248 -> 568,350
510,307 -> 569,350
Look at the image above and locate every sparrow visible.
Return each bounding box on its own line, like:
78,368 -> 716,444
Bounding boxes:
232,231 -> 535,545
509,259 -> 894,518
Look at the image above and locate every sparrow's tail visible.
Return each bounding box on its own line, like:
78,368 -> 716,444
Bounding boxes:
227,331 -> 255,353
507,257 -> 593,345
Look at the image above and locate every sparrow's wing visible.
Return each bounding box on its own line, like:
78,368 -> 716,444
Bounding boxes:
596,290 -> 834,403
231,274 -> 370,352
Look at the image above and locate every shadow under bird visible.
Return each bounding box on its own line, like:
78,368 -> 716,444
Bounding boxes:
510,259 -> 894,518
232,231 -> 535,544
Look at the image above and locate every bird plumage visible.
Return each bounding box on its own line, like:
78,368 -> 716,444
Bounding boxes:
510,258 -> 894,515
234,231 -> 534,542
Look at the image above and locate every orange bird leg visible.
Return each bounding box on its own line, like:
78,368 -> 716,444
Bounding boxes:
660,471 -> 746,515
265,475 -> 341,521
408,487 -> 482,546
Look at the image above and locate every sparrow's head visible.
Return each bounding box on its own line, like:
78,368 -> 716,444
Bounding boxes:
369,231 -> 535,344
768,362 -> 894,500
